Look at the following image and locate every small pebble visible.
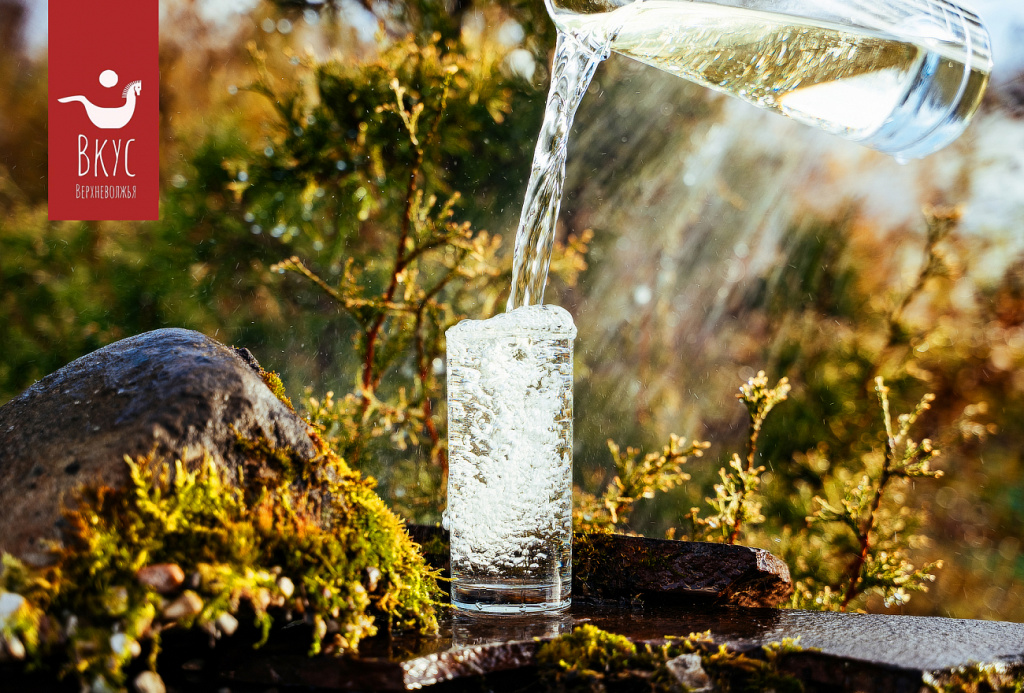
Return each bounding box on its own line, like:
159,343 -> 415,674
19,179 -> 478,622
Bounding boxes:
110,633 -> 141,657
133,670 -> 166,693
5,635 -> 26,660
217,612 -> 239,636
277,576 -> 294,599
666,653 -> 711,692
0,592 -> 25,622
366,566 -> 381,592
137,564 -> 186,594
162,590 -> 203,620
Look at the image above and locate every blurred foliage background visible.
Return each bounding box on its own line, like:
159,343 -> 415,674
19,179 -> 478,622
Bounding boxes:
2,0 -> 1024,623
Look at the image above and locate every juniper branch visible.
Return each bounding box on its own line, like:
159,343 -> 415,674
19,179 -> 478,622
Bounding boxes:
727,372 -> 790,544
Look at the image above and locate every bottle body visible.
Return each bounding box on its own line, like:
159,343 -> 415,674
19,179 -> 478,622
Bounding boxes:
546,0 -> 992,159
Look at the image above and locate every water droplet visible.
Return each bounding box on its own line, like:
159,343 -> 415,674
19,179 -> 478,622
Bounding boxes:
633,285 -> 652,306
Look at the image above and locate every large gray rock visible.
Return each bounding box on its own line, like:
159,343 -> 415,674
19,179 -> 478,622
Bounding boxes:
0,328 -> 315,563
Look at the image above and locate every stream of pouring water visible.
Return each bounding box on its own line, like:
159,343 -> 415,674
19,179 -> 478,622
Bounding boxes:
506,32 -> 609,310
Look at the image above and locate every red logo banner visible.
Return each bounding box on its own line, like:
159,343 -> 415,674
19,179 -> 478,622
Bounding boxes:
48,0 -> 159,220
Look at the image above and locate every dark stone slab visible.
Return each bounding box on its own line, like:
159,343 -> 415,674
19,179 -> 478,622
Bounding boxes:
407,525 -> 793,608
213,601 -> 1024,692
574,532 -> 792,607
0,328 -> 316,562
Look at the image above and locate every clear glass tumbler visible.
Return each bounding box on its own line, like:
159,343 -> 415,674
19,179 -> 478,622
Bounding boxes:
545,0 -> 993,159
445,305 -> 575,613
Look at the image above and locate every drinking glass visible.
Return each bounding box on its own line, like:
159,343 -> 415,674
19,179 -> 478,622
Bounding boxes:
445,305 -> 575,613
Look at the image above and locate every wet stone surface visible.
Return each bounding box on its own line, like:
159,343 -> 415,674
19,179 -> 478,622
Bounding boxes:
207,600 -> 1024,692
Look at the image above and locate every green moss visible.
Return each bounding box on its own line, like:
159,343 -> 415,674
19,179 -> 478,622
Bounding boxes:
0,427 -> 441,689
535,625 -> 806,693
701,640 -> 805,693
925,664 -> 1024,693
571,532 -> 685,602
537,623 -> 637,675
257,366 -> 294,412
569,533 -> 601,599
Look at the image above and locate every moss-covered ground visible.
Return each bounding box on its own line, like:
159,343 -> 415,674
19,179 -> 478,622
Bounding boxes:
0,371 -> 441,691
534,624 -> 805,693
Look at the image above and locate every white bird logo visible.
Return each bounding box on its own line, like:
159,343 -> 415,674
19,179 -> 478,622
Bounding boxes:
58,79 -> 142,130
